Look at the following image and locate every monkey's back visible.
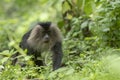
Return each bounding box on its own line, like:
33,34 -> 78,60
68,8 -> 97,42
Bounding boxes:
19,30 -> 33,52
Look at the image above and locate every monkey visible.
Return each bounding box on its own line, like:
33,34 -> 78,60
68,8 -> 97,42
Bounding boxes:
12,22 -> 63,70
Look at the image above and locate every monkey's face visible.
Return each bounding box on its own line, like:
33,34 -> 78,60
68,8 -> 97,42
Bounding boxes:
42,30 -> 51,43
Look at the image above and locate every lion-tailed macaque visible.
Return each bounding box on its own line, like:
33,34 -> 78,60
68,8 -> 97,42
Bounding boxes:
13,22 -> 63,70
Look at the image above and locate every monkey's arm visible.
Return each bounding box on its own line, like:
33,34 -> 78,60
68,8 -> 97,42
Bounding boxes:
52,42 -> 63,70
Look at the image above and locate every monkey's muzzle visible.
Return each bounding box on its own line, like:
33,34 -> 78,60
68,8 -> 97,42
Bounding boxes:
44,39 -> 49,43
43,34 -> 50,43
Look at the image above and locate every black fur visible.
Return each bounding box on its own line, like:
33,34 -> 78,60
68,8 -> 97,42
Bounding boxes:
52,42 -> 63,70
38,22 -> 51,30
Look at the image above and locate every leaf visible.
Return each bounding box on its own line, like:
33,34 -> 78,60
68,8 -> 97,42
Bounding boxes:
81,21 -> 89,29
62,1 -> 71,13
65,68 -> 74,75
103,28 -> 110,32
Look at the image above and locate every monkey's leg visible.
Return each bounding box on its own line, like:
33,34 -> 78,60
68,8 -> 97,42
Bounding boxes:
34,60 -> 44,66
33,52 -> 44,67
52,42 -> 63,70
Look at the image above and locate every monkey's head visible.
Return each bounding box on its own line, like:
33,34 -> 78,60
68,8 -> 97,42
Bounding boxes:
38,22 -> 51,43
27,22 -> 62,50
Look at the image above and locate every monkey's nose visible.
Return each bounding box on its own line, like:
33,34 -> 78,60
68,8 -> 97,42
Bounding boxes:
44,34 -> 49,43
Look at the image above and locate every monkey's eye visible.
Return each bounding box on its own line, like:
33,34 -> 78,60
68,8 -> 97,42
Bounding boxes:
42,31 -> 46,34
42,30 -> 51,33
47,31 -> 51,34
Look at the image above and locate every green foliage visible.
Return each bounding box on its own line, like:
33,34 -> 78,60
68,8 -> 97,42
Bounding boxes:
0,0 -> 120,80
91,0 -> 120,47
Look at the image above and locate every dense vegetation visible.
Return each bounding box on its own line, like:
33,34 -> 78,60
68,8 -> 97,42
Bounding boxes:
0,0 -> 120,80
